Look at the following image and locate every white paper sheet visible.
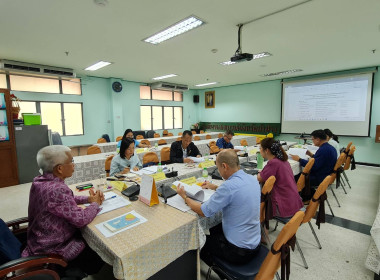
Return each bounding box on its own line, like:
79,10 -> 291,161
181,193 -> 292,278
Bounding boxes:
83,192 -> 131,215
166,194 -> 191,212
288,148 -> 308,159
187,157 -> 205,163
95,210 -> 147,238
305,145 -> 319,153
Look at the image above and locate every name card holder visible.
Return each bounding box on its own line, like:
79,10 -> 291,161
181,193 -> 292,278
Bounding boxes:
199,160 -> 215,168
150,172 -> 166,182
139,175 -> 159,206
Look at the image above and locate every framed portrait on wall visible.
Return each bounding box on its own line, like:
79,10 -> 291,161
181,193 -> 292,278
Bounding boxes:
205,91 -> 215,108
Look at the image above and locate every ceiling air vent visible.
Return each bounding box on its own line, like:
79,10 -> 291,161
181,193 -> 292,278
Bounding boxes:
150,82 -> 189,92
0,60 -> 76,78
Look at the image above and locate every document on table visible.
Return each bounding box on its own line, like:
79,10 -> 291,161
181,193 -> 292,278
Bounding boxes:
305,145 -> 319,153
288,148 -> 308,159
131,165 -> 168,176
166,188 -> 215,212
84,192 -> 131,215
187,156 -> 205,163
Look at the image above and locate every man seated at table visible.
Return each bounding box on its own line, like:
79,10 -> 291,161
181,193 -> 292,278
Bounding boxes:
170,130 -> 202,163
117,129 -> 150,148
216,130 -> 235,150
22,145 -> 105,277
177,150 -> 261,267
290,129 -> 337,200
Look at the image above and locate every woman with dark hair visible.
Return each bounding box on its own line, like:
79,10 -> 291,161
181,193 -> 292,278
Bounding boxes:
110,138 -> 142,176
324,128 -> 340,157
117,129 -> 150,149
257,138 -> 303,218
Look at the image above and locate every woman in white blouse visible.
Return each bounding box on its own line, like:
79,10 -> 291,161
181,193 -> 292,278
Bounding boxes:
324,128 -> 340,157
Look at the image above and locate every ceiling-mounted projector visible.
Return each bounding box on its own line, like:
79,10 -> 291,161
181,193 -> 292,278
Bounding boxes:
229,24 -> 253,63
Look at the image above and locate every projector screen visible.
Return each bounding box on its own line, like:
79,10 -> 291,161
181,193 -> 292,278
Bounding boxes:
281,73 -> 373,136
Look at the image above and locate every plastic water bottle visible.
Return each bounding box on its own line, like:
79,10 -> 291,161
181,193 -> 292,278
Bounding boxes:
205,153 -> 209,161
202,168 -> 208,179
155,142 -> 158,149
244,146 -> 248,154
157,162 -> 163,173
257,153 -> 264,169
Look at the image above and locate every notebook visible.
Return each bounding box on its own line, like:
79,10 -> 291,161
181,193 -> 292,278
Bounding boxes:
103,213 -> 140,232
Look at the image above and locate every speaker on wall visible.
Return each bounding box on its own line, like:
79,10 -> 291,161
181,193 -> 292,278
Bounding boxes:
193,95 -> 199,103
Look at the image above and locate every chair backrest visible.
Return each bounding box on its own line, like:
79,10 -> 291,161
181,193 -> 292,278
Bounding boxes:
329,152 -> 347,184
162,130 -> 169,136
210,146 -> 220,154
160,147 -> 171,164
255,211 -> 305,280
178,132 -> 183,136
154,133 -> 160,138
97,138 -> 107,143
297,158 -> 315,192
260,176 -> 276,224
143,152 -> 159,165
256,137 -> 261,144
140,139 -> 151,146
345,142 -> 352,154
218,133 -> 223,138
344,145 -> 356,171
136,135 -> 144,140
105,155 -> 115,177
200,130 -> 204,134
116,136 -> 123,142
158,139 -> 167,145
101,134 -> 111,142
51,132 -> 62,145
87,145 -> 101,155
240,139 -> 248,146
206,135 -> 211,139
167,133 -> 173,136
192,131 -> 196,134
194,136 -> 201,141
209,140 -> 216,147
146,130 -> 155,138
177,137 -> 182,141
303,176 -> 331,224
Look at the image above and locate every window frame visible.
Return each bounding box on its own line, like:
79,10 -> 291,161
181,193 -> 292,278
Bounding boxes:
140,85 -> 183,102
18,100 -> 84,136
140,105 -> 183,130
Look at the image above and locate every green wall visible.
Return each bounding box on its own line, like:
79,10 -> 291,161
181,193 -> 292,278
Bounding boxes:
195,68 -> 380,165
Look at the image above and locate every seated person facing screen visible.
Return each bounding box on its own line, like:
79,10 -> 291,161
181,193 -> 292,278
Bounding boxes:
324,128 -> 340,158
257,138 -> 303,218
216,130 -> 235,150
22,145 -> 104,276
110,138 -> 143,176
290,129 -> 337,199
177,150 -> 261,266
170,130 -> 202,163
117,128 -> 150,149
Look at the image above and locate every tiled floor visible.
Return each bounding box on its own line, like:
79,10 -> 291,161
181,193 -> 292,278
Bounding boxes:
1,165 -> 379,280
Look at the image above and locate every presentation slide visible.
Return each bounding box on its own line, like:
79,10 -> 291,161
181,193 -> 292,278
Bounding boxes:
281,73 -> 373,136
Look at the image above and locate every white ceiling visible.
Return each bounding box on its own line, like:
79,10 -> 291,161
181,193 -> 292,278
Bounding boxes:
1,0 -> 380,89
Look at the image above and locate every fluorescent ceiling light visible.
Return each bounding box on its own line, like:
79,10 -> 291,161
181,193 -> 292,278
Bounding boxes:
220,52 -> 272,66
84,61 -> 112,71
144,16 -> 204,45
195,82 -> 218,87
152,74 -> 178,80
261,69 -> 303,77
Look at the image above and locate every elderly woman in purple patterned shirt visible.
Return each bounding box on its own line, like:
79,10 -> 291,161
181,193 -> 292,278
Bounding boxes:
22,145 -> 105,276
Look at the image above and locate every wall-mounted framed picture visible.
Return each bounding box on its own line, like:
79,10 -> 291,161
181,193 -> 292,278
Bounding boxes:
205,91 -> 215,108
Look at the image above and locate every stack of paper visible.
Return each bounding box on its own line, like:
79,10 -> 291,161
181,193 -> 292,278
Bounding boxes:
288,148 -> 308,159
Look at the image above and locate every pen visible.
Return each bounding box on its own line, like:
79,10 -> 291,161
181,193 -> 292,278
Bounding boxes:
105,195 -> 117,201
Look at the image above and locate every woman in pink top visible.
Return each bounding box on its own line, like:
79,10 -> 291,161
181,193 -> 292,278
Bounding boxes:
257,138 -> 303,218
22,145 -> 105,276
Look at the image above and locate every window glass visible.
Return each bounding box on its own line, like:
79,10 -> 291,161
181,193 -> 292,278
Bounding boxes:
40,102 -> 63,134
10,75 -> 60,93
0,74 -> 6,88
152,89 -> 172,101
152,106 -> 163,130
174,107 -> 183,129
174,92 -> 183,102
140,106 -> 151,130
140,86 -> 151,99
64,103 -> 83,135
19,101 -> 37,117
164,107 -> 173,129
62,79 -> 81,95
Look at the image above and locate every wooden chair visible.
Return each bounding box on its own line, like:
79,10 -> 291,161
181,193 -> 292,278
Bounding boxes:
177,137 -> 182,141
218,133 -> 223,138
206,135 -> 211,139
87,145 -> 101,155
167,133 -> 173,136
105,155 -> 115,177
328,153 -> 348,209
209,141 -> 220,155
154,133 -> 160,138
255,211 -> 305,280
273,176 -> 331,270
194,136 -> 201,141
136,135 -> 144,140
140,139 -> 151,146
158,139 -> 167,146
178,132 -> 183,136
143,152 -> 159,167
160,147 -> 171,164
116,136 -> 123,142
0,217 -> 69,280
341,145 -> 356,189
162,130 -> 169,136
240,139 -> 248,146
192,131 -> 196,134
97,138 -> 107,143
260,176 -> 276,244
297,158 -> 315,193
256,137 -> 261,144
200,130 -> 205,134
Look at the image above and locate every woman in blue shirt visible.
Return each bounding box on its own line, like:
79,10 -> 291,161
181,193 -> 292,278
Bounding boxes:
110,138 -> 142,176
117,129 -> 150,149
